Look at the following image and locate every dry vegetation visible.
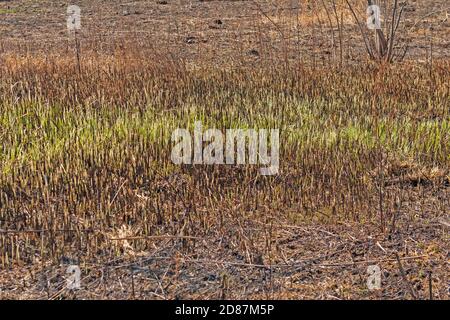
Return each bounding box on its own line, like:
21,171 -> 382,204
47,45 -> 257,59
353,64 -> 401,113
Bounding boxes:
0,0 -> 449,300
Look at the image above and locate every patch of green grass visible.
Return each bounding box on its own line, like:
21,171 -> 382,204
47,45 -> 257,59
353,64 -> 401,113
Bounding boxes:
0,8 -> 18,14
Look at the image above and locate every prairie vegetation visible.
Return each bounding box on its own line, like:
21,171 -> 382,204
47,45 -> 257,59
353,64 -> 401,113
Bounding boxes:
0,0 -> 448,299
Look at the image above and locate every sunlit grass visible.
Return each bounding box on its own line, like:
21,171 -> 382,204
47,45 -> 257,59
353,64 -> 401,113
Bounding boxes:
0,53 -> 448,267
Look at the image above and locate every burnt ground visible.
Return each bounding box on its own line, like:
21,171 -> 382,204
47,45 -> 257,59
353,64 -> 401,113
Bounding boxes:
0,0 -> 449,300
0,184 -> 448,300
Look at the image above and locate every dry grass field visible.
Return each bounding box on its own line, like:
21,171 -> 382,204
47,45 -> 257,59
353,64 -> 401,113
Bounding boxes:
0,0 -> 449,300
